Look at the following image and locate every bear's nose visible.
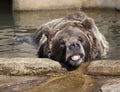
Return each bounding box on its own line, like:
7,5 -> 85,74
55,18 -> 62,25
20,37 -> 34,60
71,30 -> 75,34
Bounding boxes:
69,42 -> 80,50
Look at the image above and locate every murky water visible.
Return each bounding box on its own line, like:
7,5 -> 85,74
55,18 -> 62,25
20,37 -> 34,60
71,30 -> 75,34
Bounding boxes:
0,9 -> 120,59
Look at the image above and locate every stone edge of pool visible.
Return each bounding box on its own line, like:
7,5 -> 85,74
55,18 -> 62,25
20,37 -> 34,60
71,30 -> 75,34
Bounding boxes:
0,58 -> 119,76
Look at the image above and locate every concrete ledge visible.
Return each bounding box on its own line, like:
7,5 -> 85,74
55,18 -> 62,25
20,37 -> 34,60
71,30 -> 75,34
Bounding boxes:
0,58 -> 120,76
87,60 -> 120,76
13,0 -> 82,11
101,79 -> 120,92
13,0 -> 120,11
0,58 -> 67,76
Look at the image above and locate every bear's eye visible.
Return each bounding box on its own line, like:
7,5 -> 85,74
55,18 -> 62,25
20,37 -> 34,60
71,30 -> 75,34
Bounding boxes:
58,38 -> 65,48
78,37 -> 83,43
60,44 -> 65,48
60,41 -> 65,48
59,38 -> 64,44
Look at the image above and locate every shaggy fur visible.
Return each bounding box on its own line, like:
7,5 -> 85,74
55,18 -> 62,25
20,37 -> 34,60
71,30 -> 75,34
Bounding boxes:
14,12 -> 109,68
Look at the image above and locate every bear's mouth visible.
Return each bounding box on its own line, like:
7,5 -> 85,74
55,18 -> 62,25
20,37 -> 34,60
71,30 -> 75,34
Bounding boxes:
71,55 -> 80,61
70,54 -> 84,61
66,53 -> 84,66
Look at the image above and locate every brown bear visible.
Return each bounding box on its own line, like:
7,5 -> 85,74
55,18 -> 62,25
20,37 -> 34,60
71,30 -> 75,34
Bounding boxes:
14,12 -> 109,68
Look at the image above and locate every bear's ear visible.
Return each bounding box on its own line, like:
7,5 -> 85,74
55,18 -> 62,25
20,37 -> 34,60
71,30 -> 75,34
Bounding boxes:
81,18 -> 93,30
39,33 -> 47,45
37,32 -> 50,58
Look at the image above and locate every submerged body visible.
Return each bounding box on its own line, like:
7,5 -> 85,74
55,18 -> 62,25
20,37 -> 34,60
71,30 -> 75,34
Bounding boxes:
14,12 -> 109,68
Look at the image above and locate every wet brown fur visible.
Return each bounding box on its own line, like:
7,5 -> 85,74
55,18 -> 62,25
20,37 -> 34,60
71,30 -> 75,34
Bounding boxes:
30,12 -> 109,66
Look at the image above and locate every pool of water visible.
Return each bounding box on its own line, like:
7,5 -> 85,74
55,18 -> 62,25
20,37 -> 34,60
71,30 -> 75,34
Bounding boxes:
0,9 -> 120,59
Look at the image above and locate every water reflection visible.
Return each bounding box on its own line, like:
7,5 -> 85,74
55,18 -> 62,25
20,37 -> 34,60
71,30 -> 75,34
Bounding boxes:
0,9 -> 120,59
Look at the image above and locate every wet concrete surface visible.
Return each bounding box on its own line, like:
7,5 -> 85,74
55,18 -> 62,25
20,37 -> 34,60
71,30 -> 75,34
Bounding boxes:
0,75 -> 47,92
0,60 -> 120,92
0,62 -> 101,92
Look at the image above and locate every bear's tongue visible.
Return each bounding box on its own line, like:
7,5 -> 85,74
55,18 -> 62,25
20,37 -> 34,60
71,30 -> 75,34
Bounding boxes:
71,55 -> 80,61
